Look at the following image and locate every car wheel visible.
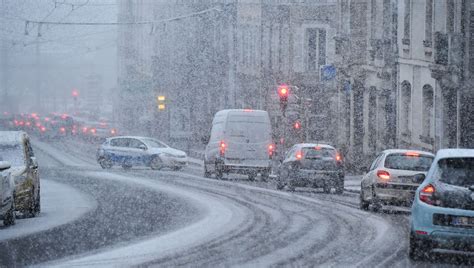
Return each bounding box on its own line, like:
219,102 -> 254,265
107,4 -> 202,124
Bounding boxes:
260,170 -> 270,182
287,181 -> 296,192
99,157 -> 113,169
409,232 -> 431,261
24,187 -> 38,218
215,168 -> 224,180
335,182 -> 344,194
323,184 -> 331,194
204,164 -> 212,178
276,181 -> 285,190
3,199 -> 16,226
122,164 -> 132,170
248,173 -> 256,181
359,190 -> 370,211
150,156 -> 163,170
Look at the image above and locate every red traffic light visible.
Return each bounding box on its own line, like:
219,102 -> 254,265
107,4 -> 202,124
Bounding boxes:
278,84 -> 289,98
294,121 -> 301,129
72,89 -> 79,97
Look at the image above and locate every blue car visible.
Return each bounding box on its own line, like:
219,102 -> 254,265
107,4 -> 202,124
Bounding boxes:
409,149 -> 474,260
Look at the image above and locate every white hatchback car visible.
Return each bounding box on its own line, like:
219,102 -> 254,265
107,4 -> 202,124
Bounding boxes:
0,161 -> 15,226
96,136 -> 188,170
360,149 -> 435,210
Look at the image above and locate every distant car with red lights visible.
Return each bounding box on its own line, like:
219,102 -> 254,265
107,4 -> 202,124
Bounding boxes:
276,143 -> 345,193
203,109 -> 273,181
360,149 -> 435,211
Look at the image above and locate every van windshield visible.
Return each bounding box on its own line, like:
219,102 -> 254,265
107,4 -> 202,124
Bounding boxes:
227,115 -> 270,143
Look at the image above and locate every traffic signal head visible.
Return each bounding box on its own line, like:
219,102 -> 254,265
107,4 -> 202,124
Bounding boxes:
278,84 -> 289,113
293,121 -> 301,130
278,84 -> 289,100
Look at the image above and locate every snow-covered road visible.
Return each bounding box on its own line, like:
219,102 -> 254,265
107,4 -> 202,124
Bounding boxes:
1,138 -> 471,267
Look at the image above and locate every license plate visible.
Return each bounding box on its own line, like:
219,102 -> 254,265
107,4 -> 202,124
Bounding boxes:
451,216 -> 474,227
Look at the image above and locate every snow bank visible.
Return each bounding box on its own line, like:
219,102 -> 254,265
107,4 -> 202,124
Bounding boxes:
0,179 -> 96,241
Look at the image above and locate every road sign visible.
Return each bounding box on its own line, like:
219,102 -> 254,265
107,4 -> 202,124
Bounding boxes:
321,65 -> 336,81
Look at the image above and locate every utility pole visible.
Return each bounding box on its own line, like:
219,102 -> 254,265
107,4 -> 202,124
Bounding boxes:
35,39 -> 42,112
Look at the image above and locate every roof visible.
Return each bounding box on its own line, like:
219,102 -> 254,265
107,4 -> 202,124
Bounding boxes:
215,109 -> 268,116
294,143 -> 336,150
0,131 -> 27,144
107,136 -> 161,142
381,149 -> 435,156
435,148 -> 474,159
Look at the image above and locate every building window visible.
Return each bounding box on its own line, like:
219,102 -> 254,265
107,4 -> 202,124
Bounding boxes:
403,0 -> 411,42
401,81 -> 411,135
306,28 -> 326,71
422,85 -> 434,138
424,0 -> 433,47
370,0 -> 377,38
446,0 -> 455,33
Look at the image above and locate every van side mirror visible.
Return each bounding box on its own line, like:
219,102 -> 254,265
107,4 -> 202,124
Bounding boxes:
0,161 -> 11,171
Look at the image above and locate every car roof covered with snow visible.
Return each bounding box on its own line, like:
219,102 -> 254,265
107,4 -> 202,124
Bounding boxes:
0,131 -> 28,145
107,136 -> 165,143
294,143 -> 336,150
434,148 -> 474,159
381,149 -> 434,156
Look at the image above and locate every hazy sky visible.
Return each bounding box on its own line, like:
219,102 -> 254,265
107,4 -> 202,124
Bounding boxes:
1,0 -> 118,112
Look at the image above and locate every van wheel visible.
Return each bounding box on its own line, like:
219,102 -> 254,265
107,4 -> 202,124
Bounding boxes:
215,169 -> 224,180
323,184 -> 331,194
3,200 -> 16,226
260,170 -> 270,182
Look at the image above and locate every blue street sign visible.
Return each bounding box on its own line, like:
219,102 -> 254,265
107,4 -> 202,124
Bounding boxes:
321,65 -> 336,80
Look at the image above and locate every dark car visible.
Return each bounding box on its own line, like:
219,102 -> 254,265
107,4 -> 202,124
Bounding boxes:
276,143 -> 344,194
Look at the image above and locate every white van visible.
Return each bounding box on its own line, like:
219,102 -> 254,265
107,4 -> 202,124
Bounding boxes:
204,109 -> 273,180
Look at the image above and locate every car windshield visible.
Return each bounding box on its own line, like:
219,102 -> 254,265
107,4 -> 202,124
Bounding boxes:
384,153 -> 433,171
302,147 -> 335,159
436,158 -> 474,187
0,143 -> 25,167
142,139 -> 168,148
227,115 -> 270,143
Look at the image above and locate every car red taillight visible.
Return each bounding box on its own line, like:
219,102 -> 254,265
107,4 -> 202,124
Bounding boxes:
377,170 -> 390,181
60,127 -> 66,133
268,144 -> 274,158
296,150 -> 303,160
219,141 -> 226,156
419,184 -> 437,205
